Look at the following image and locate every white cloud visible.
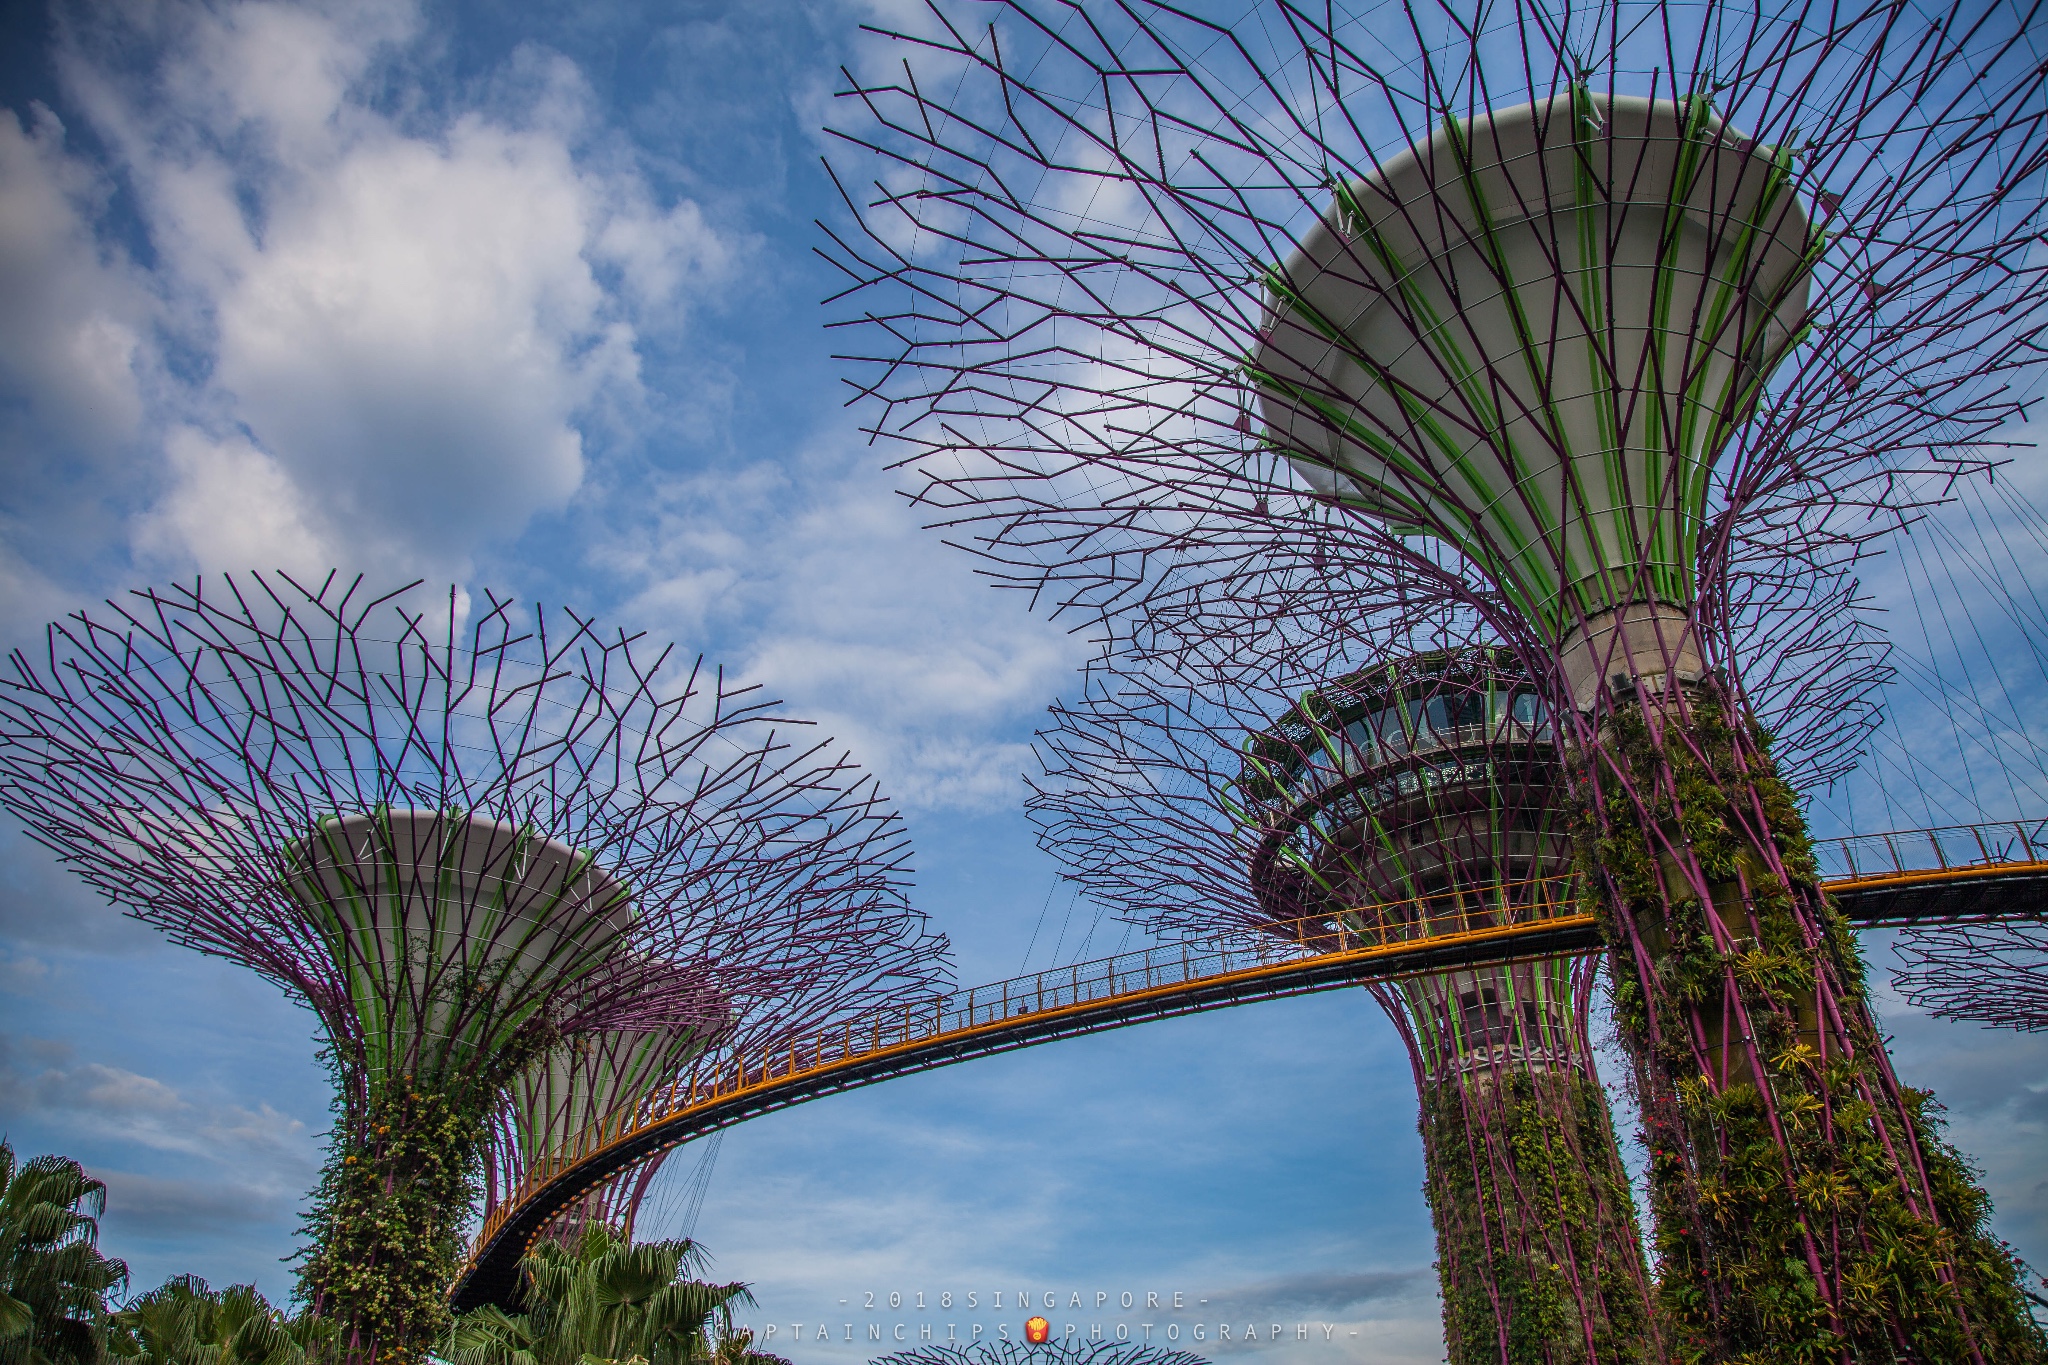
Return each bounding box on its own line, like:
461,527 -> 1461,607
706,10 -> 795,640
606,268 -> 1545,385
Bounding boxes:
209,117 -> 610,549
0,102 -> 149,461
6,0 -> 739,589
179,0 -> 418,161
0,951 -> 52,992
0,535 -> 84,643
132,427 -> 334,576
594,194 -> 734,314
98,1168 -> 293,1236
0,1032 -> 310,1171
595,442 -> 1090,813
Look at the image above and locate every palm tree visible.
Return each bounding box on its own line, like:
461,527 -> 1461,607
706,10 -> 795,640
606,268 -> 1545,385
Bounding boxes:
707,1330 -> 789,1365
110,1277 -> 328,1365
0,1143 -> 129,1365
450,1226 -> 750,1365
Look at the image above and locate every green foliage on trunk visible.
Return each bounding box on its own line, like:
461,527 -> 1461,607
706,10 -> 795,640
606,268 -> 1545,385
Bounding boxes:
295,997 -> 557,1365
1420,1069 -> 1658,1364
296,1082 -> 490,1365
1575,696 -> 2047,1363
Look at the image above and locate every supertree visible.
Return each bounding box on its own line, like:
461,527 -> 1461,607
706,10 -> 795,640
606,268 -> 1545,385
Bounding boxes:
482,777 -> 963,1245
487,956 -> 727,1245
1035,636 -> 1657,1362
1892,921 -> 2048,1034
820,0 -> 2048,1357
0,573 -> 950,1364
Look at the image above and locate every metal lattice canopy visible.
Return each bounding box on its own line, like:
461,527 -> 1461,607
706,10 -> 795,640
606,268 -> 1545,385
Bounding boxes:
1231,650 -> 1586,1079
1034,628 -> 1570,941
0,573 -> 952,1131
1893,919 -> 2048,1034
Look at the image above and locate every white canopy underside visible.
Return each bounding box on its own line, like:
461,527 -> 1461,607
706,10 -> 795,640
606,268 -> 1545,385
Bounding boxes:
1256,91 -> 1812,636
285,809 -> 634,1073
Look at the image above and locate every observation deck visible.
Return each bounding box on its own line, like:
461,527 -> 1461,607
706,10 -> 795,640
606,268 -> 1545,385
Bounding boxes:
451,817 -> 2047,1312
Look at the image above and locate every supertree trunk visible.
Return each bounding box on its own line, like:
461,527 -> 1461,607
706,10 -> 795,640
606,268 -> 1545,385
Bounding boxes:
1574,680 -> 2041,1361
1038,643 -> 1661,1361
1312,661 -> 1661,1363
300,1073 -> 514,1361
1368,950 -> 1653,1361
1408,1045 -> 1650,1364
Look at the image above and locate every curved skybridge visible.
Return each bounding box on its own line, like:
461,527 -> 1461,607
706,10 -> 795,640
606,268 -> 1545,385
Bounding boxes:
453,817 -> 2046,1311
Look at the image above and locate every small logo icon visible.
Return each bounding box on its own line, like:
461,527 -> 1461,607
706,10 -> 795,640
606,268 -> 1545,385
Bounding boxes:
1024,1316 -> 1051,1344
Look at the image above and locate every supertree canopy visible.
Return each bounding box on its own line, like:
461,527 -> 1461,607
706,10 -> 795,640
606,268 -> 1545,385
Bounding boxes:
0,574 -> 950,1364
486,956 -> 727,1245
823,0 -> 2048,1358
1893,920 -> 2048,1035
481,769 -> 962,1246
1037,639 -> 1656,1361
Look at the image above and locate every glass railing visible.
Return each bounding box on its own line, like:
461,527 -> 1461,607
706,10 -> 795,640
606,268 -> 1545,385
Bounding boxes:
1810,819 -> 2048,882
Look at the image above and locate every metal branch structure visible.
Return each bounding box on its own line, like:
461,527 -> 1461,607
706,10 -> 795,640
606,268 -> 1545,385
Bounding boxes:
1036,640 -> 1657,1361
483,773 -> 963,1245
488,956 -> 729,1244
1250,654 -> 1653,1362
822,1 -> 2048,1358
0,573 -> 950,1364
1893,920 -> 2048,1034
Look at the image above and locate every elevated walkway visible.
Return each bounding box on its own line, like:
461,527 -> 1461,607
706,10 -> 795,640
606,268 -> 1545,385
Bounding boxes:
1813,817 -> 2047,925
452,818 -> 2046,1311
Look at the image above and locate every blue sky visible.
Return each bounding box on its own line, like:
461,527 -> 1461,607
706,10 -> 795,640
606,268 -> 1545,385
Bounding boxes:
0,2 -> 2042,1362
